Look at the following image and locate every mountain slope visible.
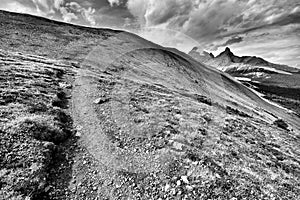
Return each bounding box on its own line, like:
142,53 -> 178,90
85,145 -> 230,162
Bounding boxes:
1,10 -> 300,200
189,47 -> 300,113
189,47 -> 300,74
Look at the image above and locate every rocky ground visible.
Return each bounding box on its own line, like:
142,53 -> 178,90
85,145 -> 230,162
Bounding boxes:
0,49 -> 76,199
66,48 -> 300,200
1,10 -> 300,200
69,68 -> 300,200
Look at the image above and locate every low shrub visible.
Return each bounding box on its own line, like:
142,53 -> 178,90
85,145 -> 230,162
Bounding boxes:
9,115 -> 68,144
273,119 -> 289,130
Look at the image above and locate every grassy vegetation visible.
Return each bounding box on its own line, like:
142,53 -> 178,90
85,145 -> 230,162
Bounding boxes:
1,9 -> 299,199
0,10 -> 119,63
0,50 -> 74,199
8,115 -> 68,144
92,76 -> 300,199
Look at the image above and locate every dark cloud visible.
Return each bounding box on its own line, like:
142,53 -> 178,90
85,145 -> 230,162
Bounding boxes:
99,5 -> 133,19
0,0 -> 299,67
206,35 -> 244,51
220,36 -> 244,47
274,11 -> 300,26
228,14 -> 244,26
219,11 -> 300,39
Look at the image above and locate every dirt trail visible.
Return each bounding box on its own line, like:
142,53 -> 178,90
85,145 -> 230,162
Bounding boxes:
2,10 -> 300,200
70,68 -> 116,198
70,68 -> 160,199
67,49 -> 300,199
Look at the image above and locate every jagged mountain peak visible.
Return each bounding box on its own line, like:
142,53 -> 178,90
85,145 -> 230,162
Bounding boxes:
1,9 -> 300,200
188,45 -> 300,79
225,47 -> 231,52
202,50 -> 214,58
217,47 -> 235,58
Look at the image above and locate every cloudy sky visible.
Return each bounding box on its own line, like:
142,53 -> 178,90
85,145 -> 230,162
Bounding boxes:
0,0 -> 299,67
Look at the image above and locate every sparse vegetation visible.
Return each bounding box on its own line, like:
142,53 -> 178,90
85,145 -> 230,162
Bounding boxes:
0,50 -> 74,199
226,105 -> 252,118
9,115 -> 68,144
1,9 -> 300,200
273,119 -> 289,130
194,94 -> 212,106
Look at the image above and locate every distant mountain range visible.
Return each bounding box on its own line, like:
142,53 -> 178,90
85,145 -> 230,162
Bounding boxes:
1,10 -> 300,199
189,46 -> 300,116
189,47 -> 300,77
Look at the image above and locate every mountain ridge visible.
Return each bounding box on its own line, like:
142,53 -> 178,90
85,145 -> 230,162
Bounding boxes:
189,46 -> 300,117
190,46 -> 300,73
1,9 -> 300,200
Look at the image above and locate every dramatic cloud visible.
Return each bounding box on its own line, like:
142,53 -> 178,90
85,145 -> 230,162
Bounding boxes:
218,24 -> 300,67
138,27 -> 200,52
0,0 -> 96,25
0,0 -> 299,67
127,0 -> 148,24
208,36 -> 244,51
0,0 -> 36,14
222,36 -> 243,46
107,0 -> 121,7
64,2 -> 96,25
126,0 -> 300,67
183,0 -> 242,41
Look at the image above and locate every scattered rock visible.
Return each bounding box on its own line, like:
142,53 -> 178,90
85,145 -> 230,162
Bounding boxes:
186,185 -> 193,191
172,141 -> 184,151
164,184 -> 171,192
93,97 -> 109,104
71,62 -> 80,68
226,106 -> 251,118
181,176 -> 189,184
75,131 -> 82,137
2,10 -> 300,200
44,186 -> 51,192
195,94 -> 212,106
76,125 -> 83,131
59,82 -> 72,89
43,141 -> 55,150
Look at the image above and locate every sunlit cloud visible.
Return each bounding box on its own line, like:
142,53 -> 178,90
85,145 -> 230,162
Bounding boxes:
0,0 -> 299,67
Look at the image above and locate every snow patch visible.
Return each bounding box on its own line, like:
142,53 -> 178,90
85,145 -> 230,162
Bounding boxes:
235,77 -> 251,82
